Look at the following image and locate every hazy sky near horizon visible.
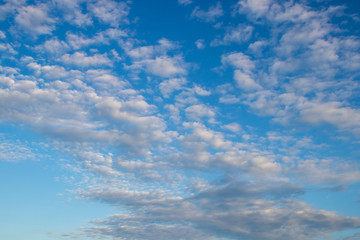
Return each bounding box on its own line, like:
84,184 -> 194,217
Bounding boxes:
1,0 -> 360,239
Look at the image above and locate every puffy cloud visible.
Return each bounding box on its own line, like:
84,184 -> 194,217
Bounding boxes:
193,84 -> 211,96
221,52 -> 261,91
34,37 -> 69,56
0,75 -> 15,87
0,81 -> 110,142
59,52 -> 113,67
14,4 -> 56,37
0,0 -> 26,21
128,55 -> 187,78
87,0 -> 129,27
298,101 -> 360,134
0,66 -> 176,162
234,69 -> 262,91
85,69 -> 127,89
125,38 -> 178,60
222,52 -> 255,73
223,122 -> 242,133
53,0 -> 92,27
294,159 -> 360,186
235,0 -> 272,18
185,104 -> 215,121
217,0 -> 360,136
66,28 -> 127,50
191,2 -> 223,22
2,1 -> 360,240
159,78 -> 187,98
123,39 -> 187,78
147,56 -> 187,77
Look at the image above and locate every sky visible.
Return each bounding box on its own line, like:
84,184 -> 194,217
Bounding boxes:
1,0 -> 360,239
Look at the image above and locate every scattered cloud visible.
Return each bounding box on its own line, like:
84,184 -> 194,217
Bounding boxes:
0,137 -> 42,162
59,52 -> 113,67
211,24 -> 254,46
159,78 -> 187,98
53,0 -> 92,27
87,0 -> 130,27
14,4 -> 56,38
34,37 -> 69,56
195,39 -> 205,49
128,55 -> 187,78
191,2 -> 224,22
178,0 -> 193,6
1,0 -> 360,239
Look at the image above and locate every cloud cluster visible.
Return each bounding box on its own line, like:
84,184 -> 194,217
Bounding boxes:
1,0 -> 360,239
214,0 -> 360,136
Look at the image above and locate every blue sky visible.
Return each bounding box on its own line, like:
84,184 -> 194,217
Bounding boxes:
1,0 -> 360,239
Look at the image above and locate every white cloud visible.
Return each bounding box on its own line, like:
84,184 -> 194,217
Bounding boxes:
0,30 -> 6,39
299,101 -> 360,134
26,61 -> 71,79
165,104 -> 181,124
2,1 -> 360,240
0,137 -> 41,162
60,52 -> 113,67
0,75 -> 15,87
175,89 -> 200,105
234,70 -> 262,91
159,78 -> 187,98
14,4 -> 56,37
66,28 -> 127,50
123,39 -> 187,78
193,84 -> 211,96
0,80 -> 112,143
295,159 -> 360,185
66,32 -> 97,49
0,0 -> 26,21
129,55 -> 187,78
219,94 -> 240,104
221,52 -> 261,91
0,42 -> 17,55
88,0 -> 129,27
125,38 -> 178,60
85,69 -> 126,88
34,37 -> 69,56
235,0 -> 272,18
76,186 -> 360,240
195,39 -> 205,49
211,24 -> 254,46
248,40 -> 268,55
53,0 -> 92,27
147,56 -> 187,77
223,123 -> 242,133
222,52 -> 255,73
0,67 -> 176,161
185,104 -> 215,121
191,2 -> 224,22
178,0 -> 192,6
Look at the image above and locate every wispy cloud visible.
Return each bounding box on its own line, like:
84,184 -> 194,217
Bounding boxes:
191,2 -> 224,22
